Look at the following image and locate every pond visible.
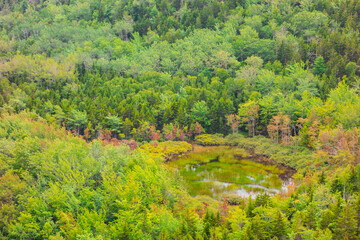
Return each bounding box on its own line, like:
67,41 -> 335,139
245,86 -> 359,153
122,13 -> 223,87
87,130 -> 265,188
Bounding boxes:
168,145 -> 292,200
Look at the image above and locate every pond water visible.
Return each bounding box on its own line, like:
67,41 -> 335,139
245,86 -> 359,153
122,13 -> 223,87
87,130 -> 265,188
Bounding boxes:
168,145 -> 291,200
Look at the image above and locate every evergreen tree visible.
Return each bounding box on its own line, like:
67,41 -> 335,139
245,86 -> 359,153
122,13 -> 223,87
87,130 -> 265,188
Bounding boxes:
272,211 -> 287,239
334,203 -> 357,240
312,56 -> 327,76
246,197 -> 255,218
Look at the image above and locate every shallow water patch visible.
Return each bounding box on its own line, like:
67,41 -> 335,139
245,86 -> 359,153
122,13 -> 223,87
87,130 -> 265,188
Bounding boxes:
168,145 -> 292,200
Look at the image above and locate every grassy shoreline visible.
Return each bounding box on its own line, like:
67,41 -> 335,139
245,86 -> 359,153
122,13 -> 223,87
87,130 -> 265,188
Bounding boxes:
195,134 -> 313,171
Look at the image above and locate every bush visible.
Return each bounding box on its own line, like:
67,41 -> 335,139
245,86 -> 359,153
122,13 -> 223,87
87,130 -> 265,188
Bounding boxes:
224,134 -> 313,170
223,194 -> 245,206
140,141 -> 192,160
195,134 -> 225,146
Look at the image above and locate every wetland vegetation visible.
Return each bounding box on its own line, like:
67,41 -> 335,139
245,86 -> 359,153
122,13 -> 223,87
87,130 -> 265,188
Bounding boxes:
168,145 -> 289,199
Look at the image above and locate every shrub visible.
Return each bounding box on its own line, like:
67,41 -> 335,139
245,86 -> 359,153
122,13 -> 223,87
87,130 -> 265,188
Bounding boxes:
224,134 -> 313,170
195,134 -> 225,146
140,141 -> 192,160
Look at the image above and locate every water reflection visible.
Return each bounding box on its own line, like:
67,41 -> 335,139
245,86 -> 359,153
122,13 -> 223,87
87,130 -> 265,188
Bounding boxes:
169,146 -> 292,200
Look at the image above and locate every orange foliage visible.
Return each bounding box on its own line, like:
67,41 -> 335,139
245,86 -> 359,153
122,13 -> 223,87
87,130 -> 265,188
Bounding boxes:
267,114 -> 292,145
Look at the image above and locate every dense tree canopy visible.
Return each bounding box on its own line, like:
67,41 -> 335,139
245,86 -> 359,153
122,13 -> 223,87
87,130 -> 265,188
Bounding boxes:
1,0 -> 360,140
2,0 -> 360,239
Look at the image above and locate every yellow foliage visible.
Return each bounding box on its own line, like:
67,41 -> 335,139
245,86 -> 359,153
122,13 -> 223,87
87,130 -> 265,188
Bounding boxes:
0,54 -> 76,83
139,141 -> 192,160
195,134 -> 225,146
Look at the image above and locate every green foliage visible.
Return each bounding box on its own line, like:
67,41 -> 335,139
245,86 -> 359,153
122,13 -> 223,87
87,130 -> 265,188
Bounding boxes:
191,101 -> 211,130
0,114 -> 202,239
313,57 -> 327,76
2,113 -> 360,239
2,0 -> 360,238
104,115 -> 123,138
1,0 -> 360,143
67,109 -> 88,134
224,134 -> 313,170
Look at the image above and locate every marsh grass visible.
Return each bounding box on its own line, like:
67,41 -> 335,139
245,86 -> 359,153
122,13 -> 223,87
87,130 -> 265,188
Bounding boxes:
169,145 -> 285,199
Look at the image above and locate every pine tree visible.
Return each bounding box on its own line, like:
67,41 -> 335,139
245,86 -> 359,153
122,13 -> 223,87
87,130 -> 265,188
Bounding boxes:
313,56 -> 326,76
304,203 -> 316,229
319,209 -> 334,230
272,211 -> 287,239
246,197 -> 255,218
334,203 -> 357,240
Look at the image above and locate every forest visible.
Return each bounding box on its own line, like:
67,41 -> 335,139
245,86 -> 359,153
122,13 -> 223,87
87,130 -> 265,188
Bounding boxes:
1,0 -> 360,239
